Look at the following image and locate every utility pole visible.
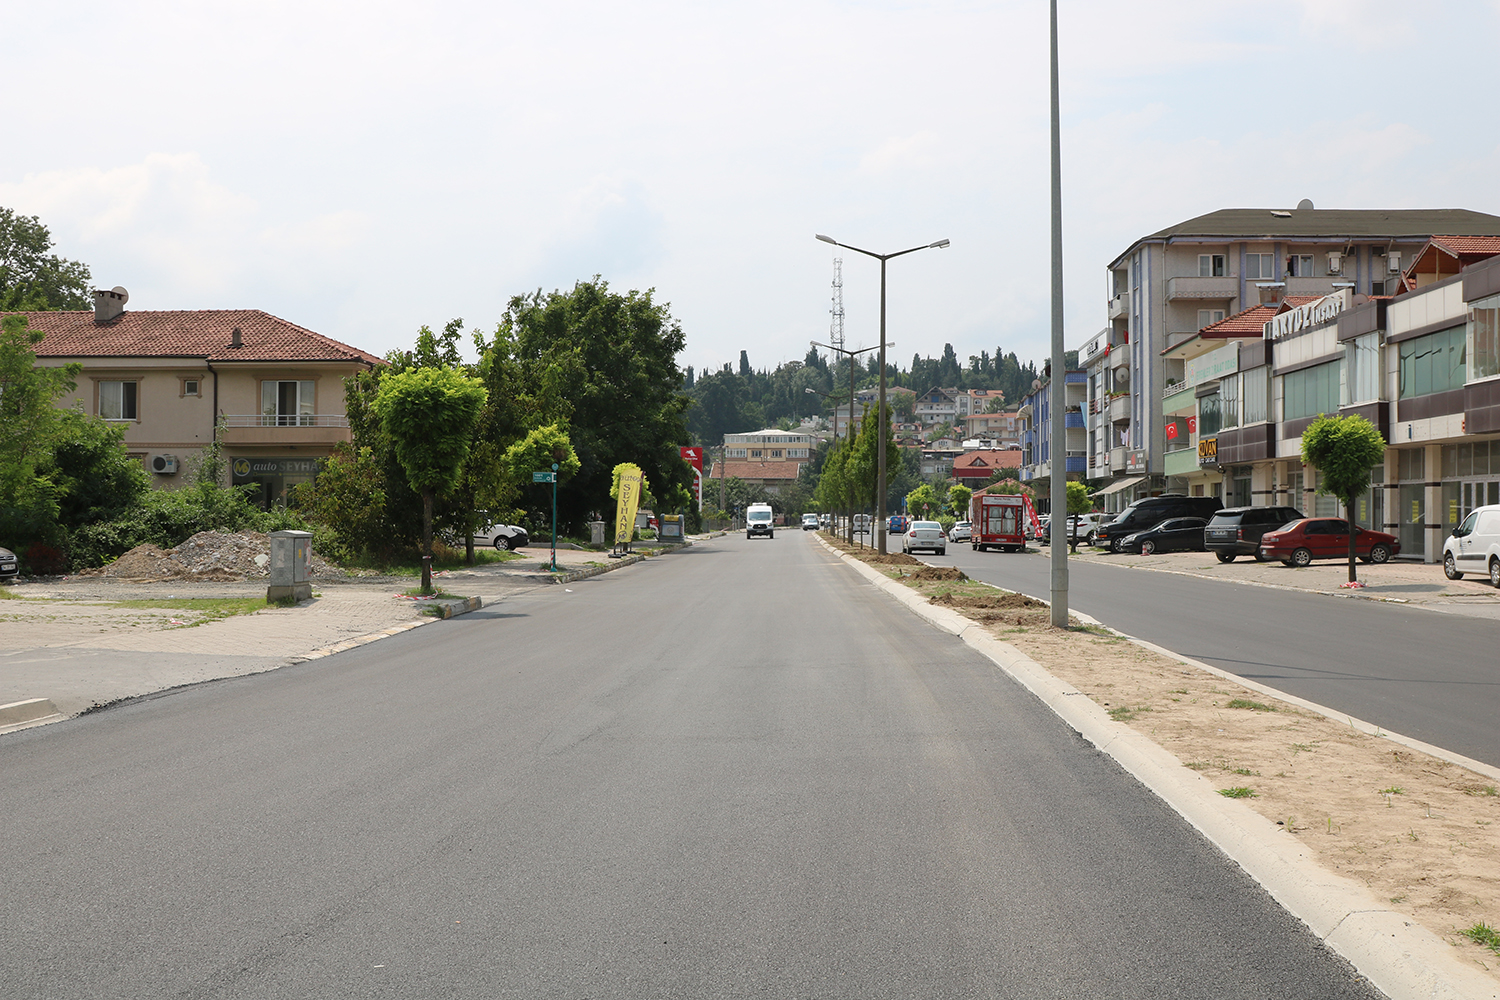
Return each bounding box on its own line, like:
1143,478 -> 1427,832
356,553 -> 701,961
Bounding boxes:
1049,0 -> 1069,628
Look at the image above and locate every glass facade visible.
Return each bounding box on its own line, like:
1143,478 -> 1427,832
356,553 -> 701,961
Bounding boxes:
1283,361 -> 1340,421
1398,325 -> 1466,398
1242,367 -> 1269,424
1471,293 -> 1500,382
1344,333 -> 1381,405
1220,374 -> 1239,429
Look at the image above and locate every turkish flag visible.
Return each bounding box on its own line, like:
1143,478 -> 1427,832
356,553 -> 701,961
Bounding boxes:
1165,422 -> 1178,440
1187,416 -> 1197,434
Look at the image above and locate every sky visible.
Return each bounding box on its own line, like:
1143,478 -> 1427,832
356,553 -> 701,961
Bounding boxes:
5,0 -> 1500,377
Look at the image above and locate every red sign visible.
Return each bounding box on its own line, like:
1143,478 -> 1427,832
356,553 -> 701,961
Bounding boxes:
679,446 -> 703,472
1186,416 -> 1197,434
1165,422 -> 1178,440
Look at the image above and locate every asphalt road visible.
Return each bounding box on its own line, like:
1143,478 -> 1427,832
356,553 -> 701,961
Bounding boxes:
0,535 -> 1382,999
939,542 -> 1500,769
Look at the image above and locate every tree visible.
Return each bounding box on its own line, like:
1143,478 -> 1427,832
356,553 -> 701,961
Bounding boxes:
371,367 -> 488,593
905,483 -> 939,519
1301,413 -> 1388,583
1064,480 -> 1092,551
947,484 -> 973,519
0,316 -> 82,554
0,208 -> 93,311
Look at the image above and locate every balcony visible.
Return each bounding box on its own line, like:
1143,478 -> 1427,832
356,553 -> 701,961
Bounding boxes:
1065,455 -> 1086,474
1166,276 -> 1238,301
1107,293 -> 1128,321
220,413 -> 352,446
1108,394 -> 1131,423
1064,408 -> 1085,429
1163,448 -> 1199,478
1161,386 -> 1196,415
1283,277 -> 1344,297
1109,446 -> 1129,470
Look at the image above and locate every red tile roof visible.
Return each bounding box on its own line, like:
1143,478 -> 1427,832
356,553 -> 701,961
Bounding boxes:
5,309 -> 382,365
952,449 -> 1024,475
710,460 -> 804,481
1197,296 -> 1323,337
1404,235 -> 1500,277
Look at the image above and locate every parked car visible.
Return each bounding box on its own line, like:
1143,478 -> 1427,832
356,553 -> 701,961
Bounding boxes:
801,513 -> 820,531
1203,506 -> 1305,563
472,522 -> 529,551
1257,518 -> 1399,567
0,545 -> 18,581
1095,495 -> 1223,552
902,520 -> 947,555
1121,517 -> 1209,555
1040,513 -> 1103,545
1443,504 -> 1500,586
949,520 -> 972,543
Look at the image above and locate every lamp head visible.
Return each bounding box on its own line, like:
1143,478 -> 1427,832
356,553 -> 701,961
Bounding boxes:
815,234 -> 837,245
930,239 -> 951,249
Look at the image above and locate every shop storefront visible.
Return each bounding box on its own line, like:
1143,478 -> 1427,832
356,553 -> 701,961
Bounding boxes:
231,456 -> 322,508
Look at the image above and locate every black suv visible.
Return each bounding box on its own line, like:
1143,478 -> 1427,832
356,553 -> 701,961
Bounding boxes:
1203,505 -> 1304,562
1094,495 -> 1223,553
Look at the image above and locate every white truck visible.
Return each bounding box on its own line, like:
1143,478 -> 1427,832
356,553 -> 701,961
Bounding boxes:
746,503 -> 775,539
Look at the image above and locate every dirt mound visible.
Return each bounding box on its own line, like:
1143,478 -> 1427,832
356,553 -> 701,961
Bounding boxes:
81,531 -> 346,581
912,567 -> 967,582
930,590 -> 1044,610
864,553 -> 922,565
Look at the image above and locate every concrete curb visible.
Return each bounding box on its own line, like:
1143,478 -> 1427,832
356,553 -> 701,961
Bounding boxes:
429,596 -> 483,619
552,542 -> 688,585
816,534 -> 1499,1000
0,698 -> 64,734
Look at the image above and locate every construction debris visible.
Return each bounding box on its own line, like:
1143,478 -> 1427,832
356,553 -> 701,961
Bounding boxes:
80,531 -> 345,582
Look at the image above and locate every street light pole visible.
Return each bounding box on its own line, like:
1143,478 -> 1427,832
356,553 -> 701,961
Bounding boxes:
1048,0 -> 1069,627
816,235 -> 949,554
811,339 -> 883,545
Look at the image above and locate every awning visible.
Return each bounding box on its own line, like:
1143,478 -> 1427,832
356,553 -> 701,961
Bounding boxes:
1091,475 -> 1145,497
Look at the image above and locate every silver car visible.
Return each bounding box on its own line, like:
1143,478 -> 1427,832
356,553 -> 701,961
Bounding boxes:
949,521 -> 972,543
902,520 -> 948,556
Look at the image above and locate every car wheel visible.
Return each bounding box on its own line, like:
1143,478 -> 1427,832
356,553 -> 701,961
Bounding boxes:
1215,552 -> 1235,563
939,547 -> 946,556
1490,557 -> 1500,588
1253,550 -> 1270,562
1140,540 -> 1156,556
1085,531 -> 1096,545
1291,547 -> 1313,568
1367,544 -> 1390,564
1444,553 -> 1463,580
769,531 -> 774,539
1110,537 -> 1124,553
494,537 -> 512,551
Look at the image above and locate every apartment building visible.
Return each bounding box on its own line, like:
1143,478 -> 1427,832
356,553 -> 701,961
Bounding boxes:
1091,204 -> 1500,506
1018,371 -> 1087,508
715,428 -> 815,493
15,288 -> 380,506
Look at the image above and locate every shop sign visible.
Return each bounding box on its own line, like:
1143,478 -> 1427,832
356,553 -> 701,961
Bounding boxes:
1184,343 -> 1239,388
1126,450 -> 1147,473
1264,289 -> 1349,341
1198,437 -> 1219,467
231,457 -> 321,482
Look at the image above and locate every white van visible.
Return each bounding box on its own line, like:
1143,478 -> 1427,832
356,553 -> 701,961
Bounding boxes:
1443,504 -> 1500,587
746,503 -> 775,539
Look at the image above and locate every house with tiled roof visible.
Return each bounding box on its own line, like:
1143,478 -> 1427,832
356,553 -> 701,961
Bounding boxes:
1401,236 -> 1500,291
714,427 -> 813,494
951,448 -> 1025,487
8,288 -> 381,505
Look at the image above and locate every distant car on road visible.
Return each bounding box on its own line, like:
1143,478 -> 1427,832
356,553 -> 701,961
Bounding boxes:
1121,517 -> 1209,555
1443,504 -> 1500,586
0,545 -> 18,581
949,521 -> 972,543
801,513 -> 820,531
1257,518 -> 1398,567
888,515 -> 909,535
853,514 -> 872,534
902,520 -> 947,556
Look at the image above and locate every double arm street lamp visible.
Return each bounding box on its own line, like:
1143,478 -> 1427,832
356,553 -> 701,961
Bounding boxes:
815,234 -> 949,554
810,340 -> 884,544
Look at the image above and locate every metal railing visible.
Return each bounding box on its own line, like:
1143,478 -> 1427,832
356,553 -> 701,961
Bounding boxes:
222,414 -> 350,428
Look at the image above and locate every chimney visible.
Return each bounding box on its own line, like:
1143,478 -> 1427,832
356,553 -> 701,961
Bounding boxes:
230,327 -> 243,349
93,286 -> 128,324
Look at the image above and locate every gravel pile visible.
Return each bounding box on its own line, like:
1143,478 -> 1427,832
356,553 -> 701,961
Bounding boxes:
81,531 -> 346,582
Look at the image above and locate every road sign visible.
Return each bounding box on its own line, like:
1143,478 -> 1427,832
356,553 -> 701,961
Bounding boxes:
533,471 -> 555,483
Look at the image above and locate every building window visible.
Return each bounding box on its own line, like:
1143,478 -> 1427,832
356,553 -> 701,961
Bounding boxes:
1470,293 -> 1500,382
1398,325 -> 1466,399
1287,254 -> 1315,277
1197,308 -> 1226,329
771,450 -> 783,458
1343,333 -> 1380,405
1198,254 -> 1226,277
99,380 -> 138,420
183,379 -> 200,397
750,449 -> 762,458
260,380 -> 316,426
1242,367 -> 1269,423
1220,374 -> 1239,429
1397,446 -> 1425,481
1283,360 -> 1340,421
1198,392 -> 1222,435
1245,253 -> 1276,280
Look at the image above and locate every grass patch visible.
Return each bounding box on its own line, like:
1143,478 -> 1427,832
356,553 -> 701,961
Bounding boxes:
1461,923 -> 1500,956
1380,786 -> 1404,796
0,587 -> 19,599
1219,787 -> 1258,799
109,597 -> 267,625
339,545 -> 524,576
1109,705 -> 1150,723
1462,784 -> 1499,797
1226,698 -> 1275,712
401,588 -> 462,599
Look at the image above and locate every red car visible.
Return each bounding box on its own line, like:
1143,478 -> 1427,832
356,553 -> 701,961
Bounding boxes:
1257,518 -> 1399,567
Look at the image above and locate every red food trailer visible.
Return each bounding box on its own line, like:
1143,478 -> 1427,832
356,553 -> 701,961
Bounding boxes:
970,493 -> 1040,552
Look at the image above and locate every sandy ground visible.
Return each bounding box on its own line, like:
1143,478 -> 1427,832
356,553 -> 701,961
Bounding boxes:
831,538 -> 1500,985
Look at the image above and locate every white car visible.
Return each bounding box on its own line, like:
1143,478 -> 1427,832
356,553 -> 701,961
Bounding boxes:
1443,504 -> 1500,587
473,522 -> 529,551
801,513 -> 820,530
902,520 -> 947,556
949,521 -> 972,543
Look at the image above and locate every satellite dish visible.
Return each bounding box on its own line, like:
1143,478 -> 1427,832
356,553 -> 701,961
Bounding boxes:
1296,199 -> 1314,211
111,286 -> 129,304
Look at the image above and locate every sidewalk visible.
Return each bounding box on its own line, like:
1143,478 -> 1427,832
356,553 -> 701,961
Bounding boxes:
0,541 -> 681,730
1040,544 -> 1500,619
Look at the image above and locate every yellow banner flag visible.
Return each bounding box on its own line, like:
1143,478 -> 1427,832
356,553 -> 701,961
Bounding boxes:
615,468 -> 643,545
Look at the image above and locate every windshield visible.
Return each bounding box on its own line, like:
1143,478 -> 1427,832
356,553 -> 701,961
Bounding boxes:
748,510 -> 772,521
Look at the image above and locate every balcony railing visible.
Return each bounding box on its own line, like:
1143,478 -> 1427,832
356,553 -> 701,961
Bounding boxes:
223,414 -> 350,428
1165,276 -> 1238,301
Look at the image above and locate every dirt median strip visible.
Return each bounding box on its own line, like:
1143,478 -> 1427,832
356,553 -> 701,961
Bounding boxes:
817,532 -> 1500,1000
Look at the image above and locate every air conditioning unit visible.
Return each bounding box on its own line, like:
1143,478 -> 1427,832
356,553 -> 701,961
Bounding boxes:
151,455 -> 179,475
1326,252 -> 1342,275
1388,252 -> 1402,273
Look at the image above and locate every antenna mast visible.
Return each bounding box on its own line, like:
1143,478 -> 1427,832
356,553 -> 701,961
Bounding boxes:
829,257 -> 845,354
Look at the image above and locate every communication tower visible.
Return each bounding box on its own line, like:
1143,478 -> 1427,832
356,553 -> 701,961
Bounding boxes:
829,257 -> 845,354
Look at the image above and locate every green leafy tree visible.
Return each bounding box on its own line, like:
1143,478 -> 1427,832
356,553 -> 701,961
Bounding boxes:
947,484 -> 973,519
371,366 -> 488,592
289,443 -> 392,564
906,483 -> 939,519
0,208 -> 93,310
0,315 -> 81,557
1063,480 -> 1093,551
1301,413 -> 1388,583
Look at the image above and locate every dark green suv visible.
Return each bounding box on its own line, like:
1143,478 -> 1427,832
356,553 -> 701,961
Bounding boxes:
1203,505 -> 1304,562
